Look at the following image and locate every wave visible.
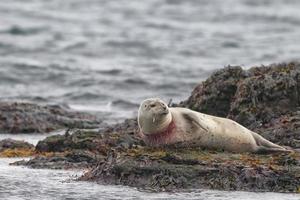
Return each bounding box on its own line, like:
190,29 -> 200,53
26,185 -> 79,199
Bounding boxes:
123,78 -> 149,85
111,99 -> 139,109
96,69 -> 122,75
2,25 -> 47,36
63,92 -> 108,101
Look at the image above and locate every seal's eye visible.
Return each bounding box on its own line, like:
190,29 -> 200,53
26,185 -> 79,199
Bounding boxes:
150,104 -> 156,108
160,103 -> 166,108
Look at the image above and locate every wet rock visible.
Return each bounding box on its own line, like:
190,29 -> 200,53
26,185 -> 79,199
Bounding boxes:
80,147 -> 300,192
0,139 -> 35,157
35,119 -> 140,153
0,139 -> 34,151
12,150 -> 104,169
0,102 -> 102,133
35,130 -> 99,152
15,119 -> 141,169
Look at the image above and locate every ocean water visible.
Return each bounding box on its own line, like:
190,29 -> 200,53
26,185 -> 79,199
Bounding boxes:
1,0 -> 300,199
1,0 -> 300,123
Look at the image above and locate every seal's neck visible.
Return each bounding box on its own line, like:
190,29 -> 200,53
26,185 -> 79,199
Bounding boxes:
140,119 -> 176,146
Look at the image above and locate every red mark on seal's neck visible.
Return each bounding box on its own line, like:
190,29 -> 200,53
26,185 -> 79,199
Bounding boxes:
140,120 -> 176,146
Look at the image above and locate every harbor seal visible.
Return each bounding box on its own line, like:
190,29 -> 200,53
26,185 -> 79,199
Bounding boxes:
138,98 -> 290,153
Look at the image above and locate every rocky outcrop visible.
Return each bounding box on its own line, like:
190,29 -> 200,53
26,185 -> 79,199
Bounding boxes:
180,62 -> 300,148
0,102 -> 102,133
12,150 -> 103,169
11,62 -> 300,193
34,119 -> 140,153
0,139 -> 34,157
12,119 -> 140,169
80,147 -> 300,193
180,66 -> 246,117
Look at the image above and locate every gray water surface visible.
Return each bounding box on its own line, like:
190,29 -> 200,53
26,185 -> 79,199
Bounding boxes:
1,0 -> 300,123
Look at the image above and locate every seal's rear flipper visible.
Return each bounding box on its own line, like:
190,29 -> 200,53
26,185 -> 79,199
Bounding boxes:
294,148 -> 300,153
255,146 -> 293,154
251,131 -> 293,154
251,131 -> 287,149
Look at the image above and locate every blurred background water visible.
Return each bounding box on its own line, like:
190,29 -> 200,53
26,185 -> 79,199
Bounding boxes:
1,0 -> 300,199
1,0 -> 300,123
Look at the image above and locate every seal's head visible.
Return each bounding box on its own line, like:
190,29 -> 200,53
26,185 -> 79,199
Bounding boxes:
138,98 -> 172,135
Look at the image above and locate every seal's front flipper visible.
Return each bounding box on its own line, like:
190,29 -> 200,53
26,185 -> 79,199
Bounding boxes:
182,113 -> 209,132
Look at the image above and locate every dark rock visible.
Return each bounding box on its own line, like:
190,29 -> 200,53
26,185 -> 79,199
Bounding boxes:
0,139 -> 35,157
80,147 -> 300,192
0,102 -> 102,133
16,119 -> 141,169
35,130 -> 99,152
0,139 -> 34,152
35,119 -> 140,153
180,66 -> 246,117
229,63 -> 300,128
11,150 -> 104,169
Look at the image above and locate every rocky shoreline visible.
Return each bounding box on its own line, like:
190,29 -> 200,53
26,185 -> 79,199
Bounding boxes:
0,102 -> 102,133
2,62 -> 300,193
